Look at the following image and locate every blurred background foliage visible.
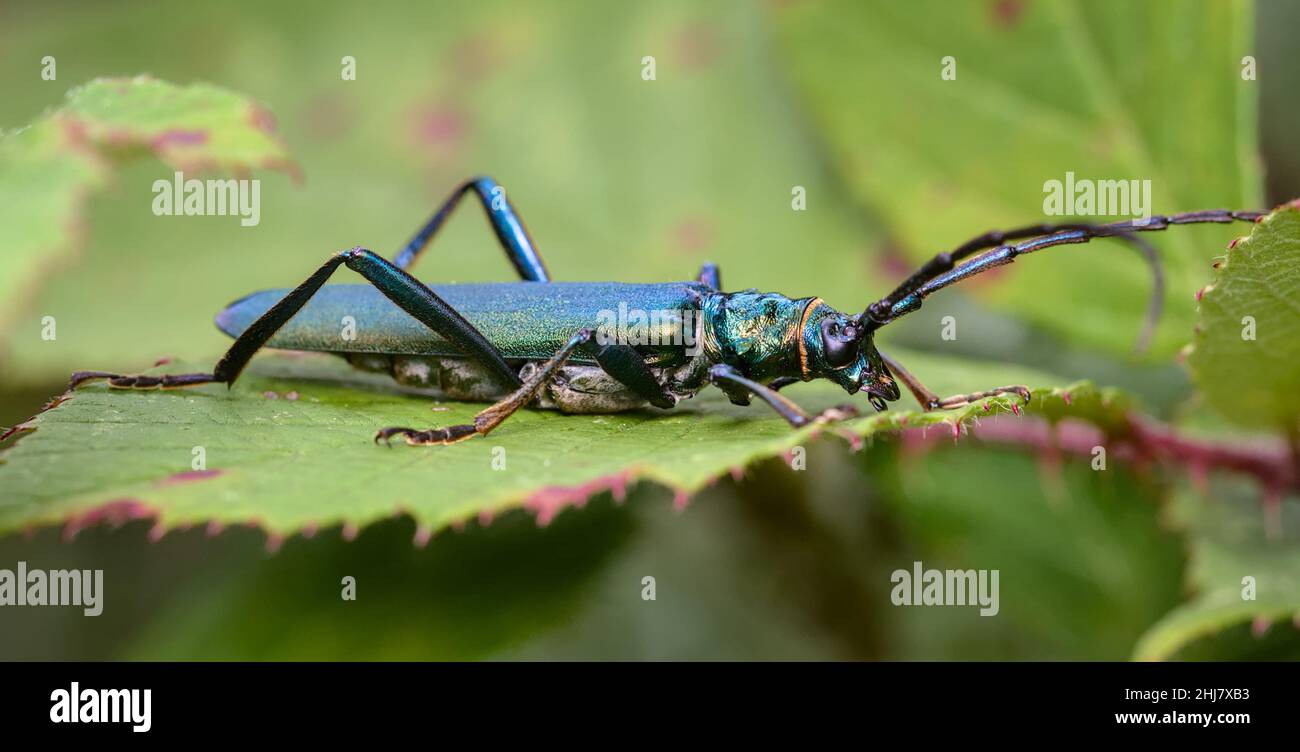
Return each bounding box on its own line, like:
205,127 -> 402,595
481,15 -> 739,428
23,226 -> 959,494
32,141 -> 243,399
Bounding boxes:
1,0 -> 1298,659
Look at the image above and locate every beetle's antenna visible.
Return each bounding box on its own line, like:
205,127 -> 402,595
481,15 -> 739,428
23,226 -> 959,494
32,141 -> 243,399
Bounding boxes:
860,209 -> 1264,348
1116,230 -> 1163,355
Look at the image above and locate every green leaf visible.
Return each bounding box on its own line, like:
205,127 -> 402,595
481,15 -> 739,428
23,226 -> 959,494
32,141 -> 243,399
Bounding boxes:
1187,204 -> 1300,429
1133,477 -> 1300,661
871,445 -> 1185,660
0,76 -> 297,358
0,349 -> 1127,541
772,0 -> 1261,357
126,507 -> 638,661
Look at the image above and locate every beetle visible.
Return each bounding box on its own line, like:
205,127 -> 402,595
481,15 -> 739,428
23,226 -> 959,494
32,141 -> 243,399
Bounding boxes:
69,176 -> 1265,445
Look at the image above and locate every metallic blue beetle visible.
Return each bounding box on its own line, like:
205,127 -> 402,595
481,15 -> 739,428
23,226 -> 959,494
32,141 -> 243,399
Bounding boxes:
71,177 -> 1264,445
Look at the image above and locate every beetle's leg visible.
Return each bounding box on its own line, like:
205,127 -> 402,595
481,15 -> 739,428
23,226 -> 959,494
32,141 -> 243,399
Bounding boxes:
394,176 -> 550,280
376,329 -> 675,446
696,262 -> 721,290
767,376 -> 800,392
66,371 -> 222,390
861,209 -> 1265,340
879,351 -> 1029,412
707,364 -> 857,428
70,248 -> 523,392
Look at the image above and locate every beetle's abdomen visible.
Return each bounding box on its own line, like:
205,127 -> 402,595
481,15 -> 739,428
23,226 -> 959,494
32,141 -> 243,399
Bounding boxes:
346,354 -> 649,414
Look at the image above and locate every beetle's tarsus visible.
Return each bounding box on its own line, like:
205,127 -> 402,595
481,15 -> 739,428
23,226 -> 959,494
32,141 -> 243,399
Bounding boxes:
932,385 -> 1031,411
373,423 -> 479,447
68,370 -> 218,391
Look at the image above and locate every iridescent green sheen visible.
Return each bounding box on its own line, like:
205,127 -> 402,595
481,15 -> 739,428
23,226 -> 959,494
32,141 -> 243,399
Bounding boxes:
216,280 -> 894,399
698,291 -> 811,382
216,281 -> 711,364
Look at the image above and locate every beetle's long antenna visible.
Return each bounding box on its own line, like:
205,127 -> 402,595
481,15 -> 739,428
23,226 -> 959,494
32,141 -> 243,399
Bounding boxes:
1113,230 -> 1163,354
860,209 -> 1264,348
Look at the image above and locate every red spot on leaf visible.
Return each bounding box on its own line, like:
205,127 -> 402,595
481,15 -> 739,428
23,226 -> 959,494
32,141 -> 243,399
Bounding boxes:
990,0 -> 1026,29
158,469 -> 223,485
63,499 -> 157,541
411,104 -> 469,153
151,129 -> 209,150
672,217 -> 716,255
248,105 -> 278,135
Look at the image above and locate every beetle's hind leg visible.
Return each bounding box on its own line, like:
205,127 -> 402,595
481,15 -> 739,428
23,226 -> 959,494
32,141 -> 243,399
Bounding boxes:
880,351 -> 1029,412
377,329 -> 676,446
68,247 -> 523,396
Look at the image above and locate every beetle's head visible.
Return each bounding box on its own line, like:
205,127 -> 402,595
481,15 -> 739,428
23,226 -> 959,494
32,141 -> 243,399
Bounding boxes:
799,302 -> 899,411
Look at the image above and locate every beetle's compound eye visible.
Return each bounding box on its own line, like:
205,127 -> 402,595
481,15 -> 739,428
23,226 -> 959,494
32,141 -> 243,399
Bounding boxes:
820,317 -> 860,370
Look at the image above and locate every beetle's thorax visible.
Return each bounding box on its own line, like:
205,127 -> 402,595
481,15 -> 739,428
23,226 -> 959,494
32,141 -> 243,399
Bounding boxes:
699,290 -> 819,381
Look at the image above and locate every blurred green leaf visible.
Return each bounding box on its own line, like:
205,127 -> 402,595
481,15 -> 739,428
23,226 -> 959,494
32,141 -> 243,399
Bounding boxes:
125,505 -> 636,660
870,444 -> 1185,659
0,76 -> 297,354
772,0 -> 1261,357
1187,205 -> 1300,429
0,349 -> 1125,539
1134,478 -> 1300,660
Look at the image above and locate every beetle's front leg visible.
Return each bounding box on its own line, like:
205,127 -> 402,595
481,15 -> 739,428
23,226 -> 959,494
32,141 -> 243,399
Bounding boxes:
708,364 -> 857,428
880,351 -> 1030,412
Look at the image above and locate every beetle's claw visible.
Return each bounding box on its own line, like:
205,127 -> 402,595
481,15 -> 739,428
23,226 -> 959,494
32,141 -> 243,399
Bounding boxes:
374,426 -> 417,446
